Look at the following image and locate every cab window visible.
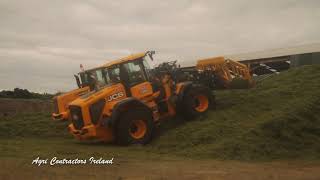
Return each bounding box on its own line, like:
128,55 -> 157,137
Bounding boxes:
123,61 -> 146,86
108,66 -> 121,84
142,57 -> 152,79
94,69 -> 106,87
79,72 -> 88,85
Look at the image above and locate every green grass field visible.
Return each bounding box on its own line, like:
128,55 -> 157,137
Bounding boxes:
151,65 -> 320,160
1,65 -> 320,162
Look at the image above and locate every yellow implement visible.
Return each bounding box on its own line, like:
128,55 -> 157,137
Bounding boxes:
196,56 -> 254,88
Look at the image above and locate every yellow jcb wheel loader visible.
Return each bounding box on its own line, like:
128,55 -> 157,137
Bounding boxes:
67,51 -> 214,145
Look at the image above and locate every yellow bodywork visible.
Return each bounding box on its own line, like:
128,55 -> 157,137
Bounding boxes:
52,52 -> 148,122
84,52 -> 148,70
68,83 -> 127,142
68,80 -> 187,142
52,86 -> 90,121
102,52 -> 147,67
80,52 -> 146,73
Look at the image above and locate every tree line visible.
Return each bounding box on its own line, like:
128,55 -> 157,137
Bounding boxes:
0,88 -> 54,100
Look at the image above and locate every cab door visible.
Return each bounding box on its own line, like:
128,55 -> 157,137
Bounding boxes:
120,59 -> 154,99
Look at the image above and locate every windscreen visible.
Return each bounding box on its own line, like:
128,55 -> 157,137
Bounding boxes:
79,68 -> 107,89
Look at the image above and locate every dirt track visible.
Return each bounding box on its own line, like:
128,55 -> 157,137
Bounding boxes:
1,158 -> 320,180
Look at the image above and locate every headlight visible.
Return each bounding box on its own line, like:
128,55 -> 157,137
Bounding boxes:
69,105 -> 84,130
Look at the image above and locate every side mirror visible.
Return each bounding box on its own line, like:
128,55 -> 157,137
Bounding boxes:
147,50 -> 155,61
74,75 -> 81,88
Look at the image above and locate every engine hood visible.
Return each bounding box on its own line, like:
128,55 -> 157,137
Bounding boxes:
69,83 -> 126,108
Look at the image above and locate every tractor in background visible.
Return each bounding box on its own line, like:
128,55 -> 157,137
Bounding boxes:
52,65 -> 110,121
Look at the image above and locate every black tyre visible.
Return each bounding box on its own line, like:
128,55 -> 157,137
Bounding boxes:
182,86 -> 212,119
115,109 -> 154,145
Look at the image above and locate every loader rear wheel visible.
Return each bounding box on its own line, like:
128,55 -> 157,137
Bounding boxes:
129,119 -> 147,139
194,95 -> 209,112
182,87 -> 211,119
116,109 -> 154,145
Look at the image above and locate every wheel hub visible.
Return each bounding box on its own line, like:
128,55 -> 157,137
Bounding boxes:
129,119 -> 147,139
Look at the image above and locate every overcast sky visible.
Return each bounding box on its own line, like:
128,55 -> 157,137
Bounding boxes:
1,0 -> 319,93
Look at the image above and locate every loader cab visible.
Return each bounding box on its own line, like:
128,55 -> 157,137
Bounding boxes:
74,56 -> 153,96
105,57 -> 154,99
104,56 -> 172,116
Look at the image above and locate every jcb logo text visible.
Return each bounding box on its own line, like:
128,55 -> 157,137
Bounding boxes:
107,92 -> 124,102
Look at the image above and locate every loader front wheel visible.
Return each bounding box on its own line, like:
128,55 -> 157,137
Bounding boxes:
115,109 -> 154,145
182,87 -> 211,119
